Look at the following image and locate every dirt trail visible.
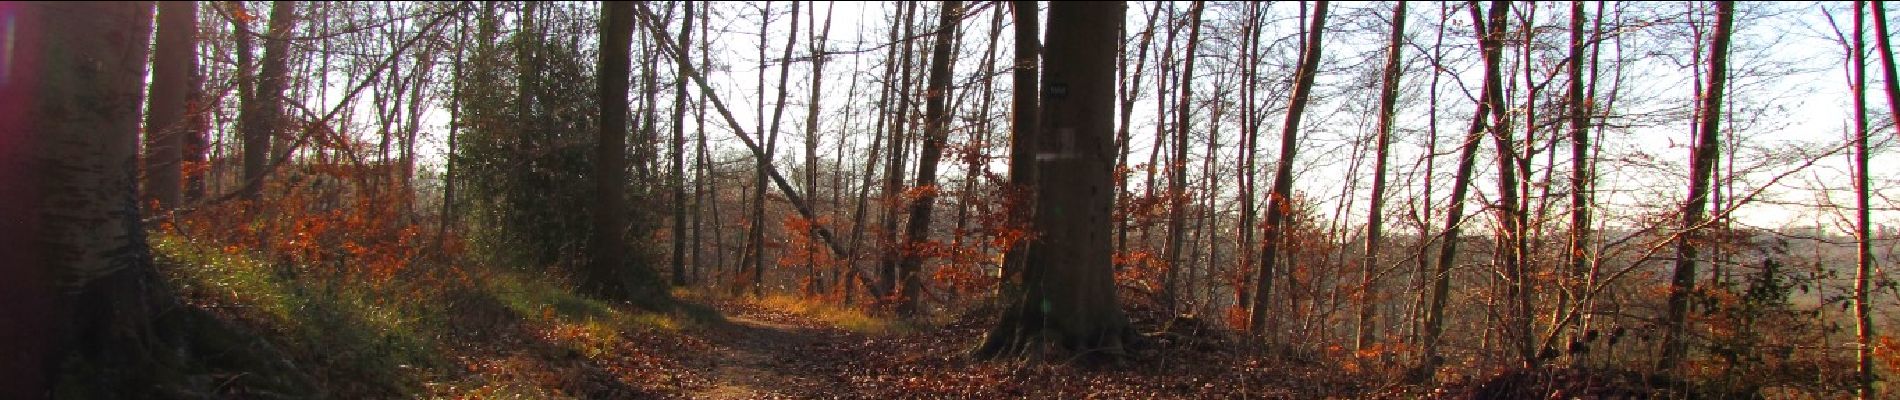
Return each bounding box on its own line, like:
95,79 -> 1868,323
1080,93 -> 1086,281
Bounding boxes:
689,308 -> 846,399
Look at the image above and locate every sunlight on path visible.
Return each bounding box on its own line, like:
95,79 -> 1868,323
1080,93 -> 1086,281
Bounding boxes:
691,313 -> 829,399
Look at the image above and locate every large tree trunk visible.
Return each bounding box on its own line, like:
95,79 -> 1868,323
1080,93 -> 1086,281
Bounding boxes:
592,1 -> 641,301
892,0 -> 962,316
976,0 -> 1134,361
1356,1 -> 1406,351
1658,0 -> 1733,372
143,1 -> 198,212
1,2 -> 183,396
1249,1 -> 1329,337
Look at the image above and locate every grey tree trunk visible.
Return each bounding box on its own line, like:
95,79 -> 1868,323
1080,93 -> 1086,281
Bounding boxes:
1162,0 -> 1204,312
1850,3 -> 1875,398
878,2 -> 919,298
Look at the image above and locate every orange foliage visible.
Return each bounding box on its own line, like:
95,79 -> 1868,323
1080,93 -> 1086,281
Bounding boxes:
175,147 -> 462,288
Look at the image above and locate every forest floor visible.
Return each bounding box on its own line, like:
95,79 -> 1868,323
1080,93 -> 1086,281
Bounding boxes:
154,232 -> 1628,399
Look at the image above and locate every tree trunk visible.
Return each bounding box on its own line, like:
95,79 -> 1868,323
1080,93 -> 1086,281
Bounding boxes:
1114,5 -> 1159,259
1,3 -> 185,396
239,1 -> 295,201
1851,3 -> 1876,398
976,0 -> 1134,360
1162,0 -> 1205,312
671,0 -> 695,287
1357,1 -> 1406,351
803,2 -> 835,295
1250,1 -> 1329,337
891,0 -> 962,316
143,0 -> 197,212
878,2 -> 920,298
1658,0 -> 1732,372
1418,0 -> 1511,381
754,0 -> 802,296
1472,0 -> 1533,369
1878,2 -> 1900,123
1552,0 -> 1596,357
1234,3 -> 1263,315
593,1 -> 640,301
634,2 -> 864,290
998,0 -> 1040,293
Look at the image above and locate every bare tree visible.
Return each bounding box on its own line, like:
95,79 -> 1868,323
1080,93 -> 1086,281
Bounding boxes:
1357,1 -> 1407,351
1251,0 -> 1330,337
1419,0 -> 1510,381
1659,0 -> 1734,372
1163,0 -> 1206,311
892,0 -> 962,316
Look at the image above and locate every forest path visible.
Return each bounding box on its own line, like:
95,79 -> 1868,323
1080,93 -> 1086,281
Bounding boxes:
686,303 -> 856,399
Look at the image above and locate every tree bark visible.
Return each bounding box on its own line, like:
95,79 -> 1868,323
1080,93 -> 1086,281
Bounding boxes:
1878,2 -> 1900,124
753,0 -> 801,296
593,1 -> 638,300
143,1 -> 198,212
802,2 -> 835,295
2,3 -> 185,396
976,0 -> 1134,361
1551,0 -> 1596,356
1472,0 -> 1533,369
1250,1 -> 1329,337
1114,5 -> 1159,259
1658,0 -> 1733,372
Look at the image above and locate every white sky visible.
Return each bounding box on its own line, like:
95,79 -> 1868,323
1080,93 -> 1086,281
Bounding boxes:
233,1 -> 1898,240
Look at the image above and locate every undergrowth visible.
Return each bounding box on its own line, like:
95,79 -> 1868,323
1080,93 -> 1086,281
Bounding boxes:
152,232 -> 713,398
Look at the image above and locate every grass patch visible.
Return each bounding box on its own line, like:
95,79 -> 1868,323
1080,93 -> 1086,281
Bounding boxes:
753,294 -> 916,335
151,232 -> 703,397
